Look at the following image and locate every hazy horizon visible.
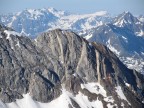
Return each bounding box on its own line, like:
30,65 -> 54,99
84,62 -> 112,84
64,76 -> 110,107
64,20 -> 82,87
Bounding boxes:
0,0 -> 144,16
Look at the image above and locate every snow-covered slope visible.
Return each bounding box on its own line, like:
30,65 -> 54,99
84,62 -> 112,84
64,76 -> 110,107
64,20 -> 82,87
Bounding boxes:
0,83 -> 130,108
58,11 -> 111,31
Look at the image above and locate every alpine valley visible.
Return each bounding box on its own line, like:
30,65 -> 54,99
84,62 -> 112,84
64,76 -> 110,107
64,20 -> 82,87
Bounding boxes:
0,8 -> 144,108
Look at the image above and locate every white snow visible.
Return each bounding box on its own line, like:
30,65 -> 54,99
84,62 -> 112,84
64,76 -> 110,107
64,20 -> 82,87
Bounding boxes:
20,29 -> 28,36
135,29 -> 144,36
81,82 -> 107,97
63,11 -> 108,20
74,92 -> 103,108
114,19 -> 125,27
81,82 -> 116,108
0,9 -> 111,37
48,7 -> 66,17
139,16 -> 144,23
8,16 -> 17,27
141,52 -> 144,56
106,39 -> 120,56
121,36 -> 128,43
84,34 -> 92,40
121,102 -> 124,107
27,9 -> 43,16
57,11 -> 109,31
0,88 -> 104,108
115,86 -> 130,104
61,30 -> 65,35
89,43 -> 92,46
15,41 -> 20,47
119,56 -> 144,74
125,83 -> 130,87
4,30 -> 21,39
115,86 -> 127,100
122,36 -> 127,40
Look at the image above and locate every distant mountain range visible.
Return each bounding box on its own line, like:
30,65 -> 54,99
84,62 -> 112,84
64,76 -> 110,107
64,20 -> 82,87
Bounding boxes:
0,8 -> 112,37
0,8 -> 144,74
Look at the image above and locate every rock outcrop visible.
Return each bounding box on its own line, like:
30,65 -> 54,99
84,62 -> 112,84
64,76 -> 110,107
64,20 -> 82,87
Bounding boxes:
0,24 -> 144,108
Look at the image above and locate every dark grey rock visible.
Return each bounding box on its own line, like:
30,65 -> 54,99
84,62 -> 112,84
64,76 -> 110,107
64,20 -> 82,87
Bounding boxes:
0,25 -> 144,108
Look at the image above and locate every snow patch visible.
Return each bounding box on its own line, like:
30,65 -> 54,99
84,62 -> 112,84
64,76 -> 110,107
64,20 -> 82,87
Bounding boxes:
4,30 -> 21,39
135,30 -> 144,36
61,30 -> 65,35
84,34 -> 92,40
15,41 -> 20,47
125,83 -> 130,87
114,19 -> 124,27
115,86 -> 130,104
141,52 -> 144,56
27,9 -> 43,16
121,36 -> 128,43
74,92 -> 103,108
122,36 -> 127,40
81,82 -> 107,97
107,39 -> 120,56
48,7 -> 66,17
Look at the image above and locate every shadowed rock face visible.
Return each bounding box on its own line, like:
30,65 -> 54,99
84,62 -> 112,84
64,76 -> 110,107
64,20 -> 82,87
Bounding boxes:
0,24 -> 144,108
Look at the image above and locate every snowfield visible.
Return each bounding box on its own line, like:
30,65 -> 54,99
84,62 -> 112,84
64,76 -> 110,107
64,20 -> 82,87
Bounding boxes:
0,82 -> 129,108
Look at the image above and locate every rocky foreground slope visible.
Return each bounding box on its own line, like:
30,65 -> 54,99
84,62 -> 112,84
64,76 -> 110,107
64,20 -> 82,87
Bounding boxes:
0,24 -> 144,108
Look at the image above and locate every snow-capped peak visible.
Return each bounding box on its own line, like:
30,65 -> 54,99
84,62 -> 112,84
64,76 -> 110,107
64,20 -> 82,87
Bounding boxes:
26,9 -> 43,16
113,11 -> 140,27
47,7 -> 69,17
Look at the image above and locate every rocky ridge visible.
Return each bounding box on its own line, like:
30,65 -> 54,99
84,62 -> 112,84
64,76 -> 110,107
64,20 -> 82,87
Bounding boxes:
0,24 -> 144,108
1,9 -> 144,74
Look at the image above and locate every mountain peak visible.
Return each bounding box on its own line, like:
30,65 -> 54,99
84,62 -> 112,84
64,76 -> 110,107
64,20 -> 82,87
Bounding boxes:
114,11 -> 139,27
121,11 -> 134,19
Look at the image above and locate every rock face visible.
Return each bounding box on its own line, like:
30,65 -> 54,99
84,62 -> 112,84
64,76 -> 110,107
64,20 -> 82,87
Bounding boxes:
1,9 -> 144,74
0,24 -> 144,108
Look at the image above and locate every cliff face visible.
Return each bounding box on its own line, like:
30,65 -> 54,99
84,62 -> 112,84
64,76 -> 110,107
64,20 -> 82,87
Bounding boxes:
0,25 -> 144,108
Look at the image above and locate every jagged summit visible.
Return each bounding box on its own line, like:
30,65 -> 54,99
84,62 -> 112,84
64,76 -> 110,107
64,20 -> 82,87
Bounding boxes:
113,11 -> 139,27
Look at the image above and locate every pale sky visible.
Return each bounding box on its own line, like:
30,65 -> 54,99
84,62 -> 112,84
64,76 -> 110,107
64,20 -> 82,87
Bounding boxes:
0,0 -> 144,15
